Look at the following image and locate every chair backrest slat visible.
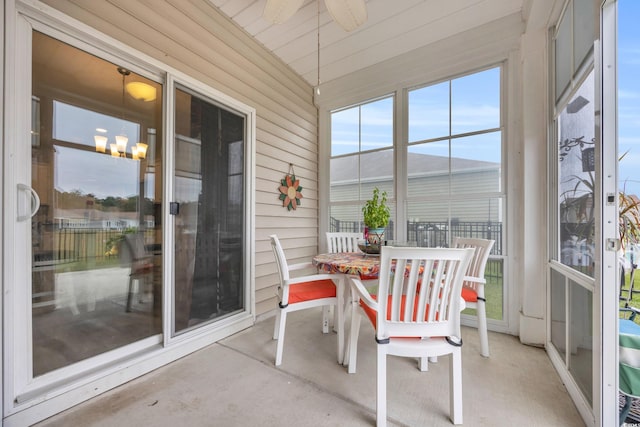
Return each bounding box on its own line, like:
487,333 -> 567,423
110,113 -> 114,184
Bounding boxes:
452,237 -> 495,287
270,235 -> 289,281
270,235 -> 292,305
326,232 -> 362,253
376,246 -> 474,340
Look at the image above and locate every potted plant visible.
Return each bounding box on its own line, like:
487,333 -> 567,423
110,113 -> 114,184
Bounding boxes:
362,187 -> 390,245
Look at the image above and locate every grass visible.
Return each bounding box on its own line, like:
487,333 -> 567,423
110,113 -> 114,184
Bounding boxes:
463,259 -> 504,320
462,273 -> 503,320
620,270 -> 640,314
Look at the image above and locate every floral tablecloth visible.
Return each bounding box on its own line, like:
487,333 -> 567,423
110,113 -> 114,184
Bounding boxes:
312,252 -> 381,278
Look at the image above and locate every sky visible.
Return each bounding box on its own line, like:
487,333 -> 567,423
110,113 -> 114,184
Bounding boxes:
330,67 -> 501,166
618,0 -> 640,196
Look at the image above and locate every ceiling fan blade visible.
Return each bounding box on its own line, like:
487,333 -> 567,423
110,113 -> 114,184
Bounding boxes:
324,0 -> 368,32
263,0 -> 305,24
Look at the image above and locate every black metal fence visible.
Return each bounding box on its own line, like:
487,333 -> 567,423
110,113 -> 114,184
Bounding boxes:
329,218 -> 503,278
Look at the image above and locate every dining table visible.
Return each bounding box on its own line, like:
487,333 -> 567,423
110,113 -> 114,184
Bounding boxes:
312,251 -> 383,279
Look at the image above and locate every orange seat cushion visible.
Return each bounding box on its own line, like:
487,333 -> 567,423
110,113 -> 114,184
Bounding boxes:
288,279 -> 336,304
360,295 -> 433,325
359,273 -> 378,281
461,287 -> 477,302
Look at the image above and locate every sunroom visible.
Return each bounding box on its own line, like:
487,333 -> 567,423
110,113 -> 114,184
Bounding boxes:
0,0 -> 628,426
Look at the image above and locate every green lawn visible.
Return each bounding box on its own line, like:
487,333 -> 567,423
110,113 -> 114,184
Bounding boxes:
620,270 -> 640,312
462,274 -> 503,319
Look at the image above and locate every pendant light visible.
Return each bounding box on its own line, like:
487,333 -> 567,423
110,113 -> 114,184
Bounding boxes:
112,67 -> 130,157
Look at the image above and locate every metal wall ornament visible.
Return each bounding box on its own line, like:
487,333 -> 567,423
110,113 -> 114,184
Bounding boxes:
279,164 -> 303,210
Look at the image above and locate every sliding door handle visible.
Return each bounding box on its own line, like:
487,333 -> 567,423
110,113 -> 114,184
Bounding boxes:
17,183 -> 41,222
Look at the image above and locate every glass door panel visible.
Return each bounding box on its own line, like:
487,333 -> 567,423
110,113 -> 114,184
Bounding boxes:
31,32 -> 163,376
173,86 -> 245,334
558,71 -> 596,278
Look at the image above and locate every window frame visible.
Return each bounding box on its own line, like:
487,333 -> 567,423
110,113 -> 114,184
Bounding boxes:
326,63 -> 508,325
327,94 -> 397,237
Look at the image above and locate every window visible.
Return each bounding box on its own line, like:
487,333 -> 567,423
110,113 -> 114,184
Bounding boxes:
549,0 -> 596,409
407,67 -> 504,320
328,66 -> 505,321
329,96 -> 395,236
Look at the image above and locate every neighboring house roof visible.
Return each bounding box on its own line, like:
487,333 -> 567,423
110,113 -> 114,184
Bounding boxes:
331,151 -> 499,183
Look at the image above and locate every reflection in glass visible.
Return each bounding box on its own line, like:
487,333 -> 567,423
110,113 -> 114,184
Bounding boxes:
31,31 -> 163,376
558,70 -> 595,277
173,87 -> 245,334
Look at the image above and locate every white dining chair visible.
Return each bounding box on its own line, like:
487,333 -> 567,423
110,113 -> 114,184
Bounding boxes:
269,235 -> 344,366
326,232 -> 363,253
452,237 -> 495,357
347,246 -> 474,426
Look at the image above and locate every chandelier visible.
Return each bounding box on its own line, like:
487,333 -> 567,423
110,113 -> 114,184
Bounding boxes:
94,67 -> 149,160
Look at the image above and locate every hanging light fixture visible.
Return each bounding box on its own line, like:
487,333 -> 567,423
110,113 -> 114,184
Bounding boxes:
113,67 -> 148,160
110,143 -> 120,157
96,67 -> 148,160
94,135 -> 108,153
136,142 -> 148,159
114,67 -> 130,158
263,0 -> 367,32
126,81 -> 157,102
114,134 -> 128,155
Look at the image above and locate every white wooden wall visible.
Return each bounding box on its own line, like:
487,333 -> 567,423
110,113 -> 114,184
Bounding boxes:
42,0 -> 319,317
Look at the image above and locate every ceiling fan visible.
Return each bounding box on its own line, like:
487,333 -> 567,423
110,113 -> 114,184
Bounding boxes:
263,0 -> 368,32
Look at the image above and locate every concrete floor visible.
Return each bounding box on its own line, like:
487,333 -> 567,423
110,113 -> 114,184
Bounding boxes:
36,309 -> 585,427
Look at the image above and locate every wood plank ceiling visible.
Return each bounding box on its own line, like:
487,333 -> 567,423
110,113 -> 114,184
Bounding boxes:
208,0 -> 528,87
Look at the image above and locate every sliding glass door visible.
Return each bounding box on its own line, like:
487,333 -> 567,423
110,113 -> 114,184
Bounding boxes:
30,31 -> 164,376
4,11 -> 254,422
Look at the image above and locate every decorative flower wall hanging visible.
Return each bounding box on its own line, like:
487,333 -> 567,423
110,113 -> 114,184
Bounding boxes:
279,164 -> 303,210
